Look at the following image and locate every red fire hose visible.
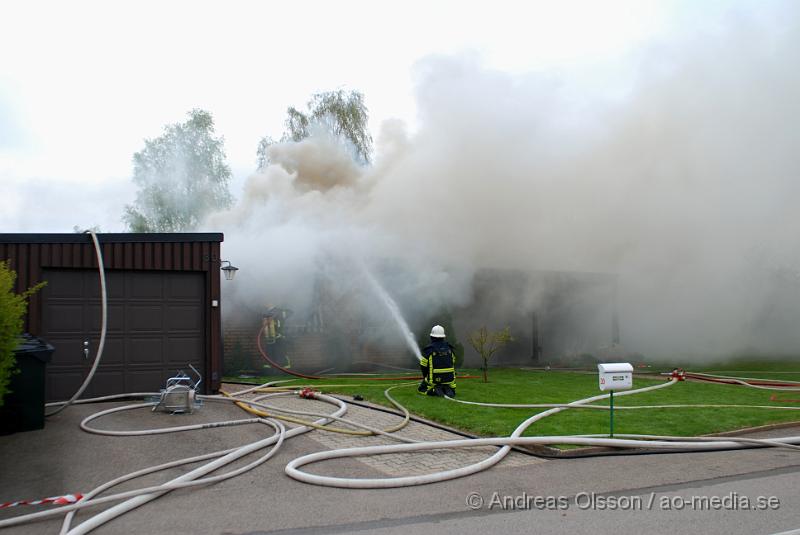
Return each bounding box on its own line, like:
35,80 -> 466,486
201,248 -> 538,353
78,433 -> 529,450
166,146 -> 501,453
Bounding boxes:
683,372 -> 800,388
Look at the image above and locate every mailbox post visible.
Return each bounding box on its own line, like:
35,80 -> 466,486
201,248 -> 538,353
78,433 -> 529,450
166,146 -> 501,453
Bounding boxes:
597,362 -> 633,437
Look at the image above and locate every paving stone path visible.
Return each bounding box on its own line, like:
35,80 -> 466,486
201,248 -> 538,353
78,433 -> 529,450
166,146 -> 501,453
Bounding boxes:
222,383 -> 545,477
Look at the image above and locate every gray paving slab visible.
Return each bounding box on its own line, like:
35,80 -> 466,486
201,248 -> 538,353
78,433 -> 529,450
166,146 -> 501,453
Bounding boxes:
221,384 -> 542,477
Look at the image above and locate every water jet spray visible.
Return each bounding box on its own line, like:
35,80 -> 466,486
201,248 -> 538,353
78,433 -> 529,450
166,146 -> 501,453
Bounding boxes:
360,264 -> 423,361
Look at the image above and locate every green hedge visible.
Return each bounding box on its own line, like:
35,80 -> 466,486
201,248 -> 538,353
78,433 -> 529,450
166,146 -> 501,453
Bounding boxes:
0,262 -> 44,407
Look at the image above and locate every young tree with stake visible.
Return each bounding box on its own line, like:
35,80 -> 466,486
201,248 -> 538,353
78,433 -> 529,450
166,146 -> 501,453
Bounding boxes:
468,326 -> 513,383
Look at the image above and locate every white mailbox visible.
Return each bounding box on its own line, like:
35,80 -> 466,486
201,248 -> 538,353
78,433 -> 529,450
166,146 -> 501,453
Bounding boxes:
598,363 -> 633,391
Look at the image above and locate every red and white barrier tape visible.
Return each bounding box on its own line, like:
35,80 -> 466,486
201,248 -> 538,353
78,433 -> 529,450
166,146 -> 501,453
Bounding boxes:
0,493 -> 83,509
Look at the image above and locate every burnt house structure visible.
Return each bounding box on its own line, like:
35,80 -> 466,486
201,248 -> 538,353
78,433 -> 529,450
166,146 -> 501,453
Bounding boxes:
222,264 -> 621,376
454,269 -> 620,367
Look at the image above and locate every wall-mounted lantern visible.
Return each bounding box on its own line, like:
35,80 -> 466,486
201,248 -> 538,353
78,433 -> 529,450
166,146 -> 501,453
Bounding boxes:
221,260 -> 239,281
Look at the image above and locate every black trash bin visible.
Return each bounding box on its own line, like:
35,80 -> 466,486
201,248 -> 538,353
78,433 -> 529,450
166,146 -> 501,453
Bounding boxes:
0,334 -> 55,435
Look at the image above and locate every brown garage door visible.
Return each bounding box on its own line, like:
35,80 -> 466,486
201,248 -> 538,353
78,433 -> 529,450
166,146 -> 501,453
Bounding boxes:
41,269 -> 205,401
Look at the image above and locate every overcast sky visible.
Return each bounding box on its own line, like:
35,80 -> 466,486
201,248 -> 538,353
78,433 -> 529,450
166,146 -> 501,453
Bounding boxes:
0,0 -> 777,233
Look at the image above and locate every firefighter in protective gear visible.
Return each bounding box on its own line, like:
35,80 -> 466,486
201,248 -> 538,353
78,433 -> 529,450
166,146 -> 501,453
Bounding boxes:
418,325 -> 457,397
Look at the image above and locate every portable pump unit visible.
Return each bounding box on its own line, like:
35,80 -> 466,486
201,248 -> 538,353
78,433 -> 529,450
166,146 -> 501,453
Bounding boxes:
152,364 -> 203,414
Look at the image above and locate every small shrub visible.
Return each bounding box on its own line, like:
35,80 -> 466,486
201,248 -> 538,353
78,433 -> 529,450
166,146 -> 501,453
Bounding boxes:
0,262 -> 45,407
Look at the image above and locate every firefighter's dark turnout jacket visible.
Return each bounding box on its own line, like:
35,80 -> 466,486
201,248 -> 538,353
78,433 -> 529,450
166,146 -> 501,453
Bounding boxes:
418,339 -> 456,396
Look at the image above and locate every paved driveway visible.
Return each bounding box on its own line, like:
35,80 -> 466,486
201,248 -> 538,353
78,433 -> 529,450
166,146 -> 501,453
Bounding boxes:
1,390 -> 798,534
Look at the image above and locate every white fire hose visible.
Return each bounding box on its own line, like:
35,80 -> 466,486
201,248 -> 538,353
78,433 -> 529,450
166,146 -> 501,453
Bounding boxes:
6,375 -> 800,532
45,230 -> 108,417
284,378 -> 800,489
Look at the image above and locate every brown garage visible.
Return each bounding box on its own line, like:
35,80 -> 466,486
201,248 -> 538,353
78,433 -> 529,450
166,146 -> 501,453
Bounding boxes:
0,233 -> 225,400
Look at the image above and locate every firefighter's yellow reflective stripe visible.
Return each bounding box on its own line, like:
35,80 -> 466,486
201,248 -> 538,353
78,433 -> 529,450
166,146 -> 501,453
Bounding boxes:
433,367 -> 455,373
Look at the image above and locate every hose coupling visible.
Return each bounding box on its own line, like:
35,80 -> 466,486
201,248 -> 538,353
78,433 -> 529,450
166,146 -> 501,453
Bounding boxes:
670,368 -> 686,381
298,387 -> 318,400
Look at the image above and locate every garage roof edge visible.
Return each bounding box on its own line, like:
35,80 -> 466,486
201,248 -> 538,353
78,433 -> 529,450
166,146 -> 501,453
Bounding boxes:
0,233 -> 224,244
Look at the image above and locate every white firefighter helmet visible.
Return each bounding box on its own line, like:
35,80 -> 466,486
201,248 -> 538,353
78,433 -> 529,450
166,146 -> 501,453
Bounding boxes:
430,325 -> 446,338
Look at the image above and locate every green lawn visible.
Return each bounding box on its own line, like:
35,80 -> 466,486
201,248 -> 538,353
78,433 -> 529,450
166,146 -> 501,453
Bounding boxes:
224,367 -> 800,440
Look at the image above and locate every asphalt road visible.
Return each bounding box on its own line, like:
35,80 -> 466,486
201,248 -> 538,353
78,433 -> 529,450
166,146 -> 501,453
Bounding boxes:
1,400 -> 799,534
281,459 -> 800,535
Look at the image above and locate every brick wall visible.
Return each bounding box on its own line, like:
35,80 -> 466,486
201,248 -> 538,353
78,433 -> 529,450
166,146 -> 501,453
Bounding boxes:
223,321 -> 334,375
285,333 -> 327,372
223,323 -> 263,374
359,342 -> 415,368
224,319 -> 416,375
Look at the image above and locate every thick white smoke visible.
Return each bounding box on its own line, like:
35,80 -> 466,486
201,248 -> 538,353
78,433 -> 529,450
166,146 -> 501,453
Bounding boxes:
211,4 -> 800,360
